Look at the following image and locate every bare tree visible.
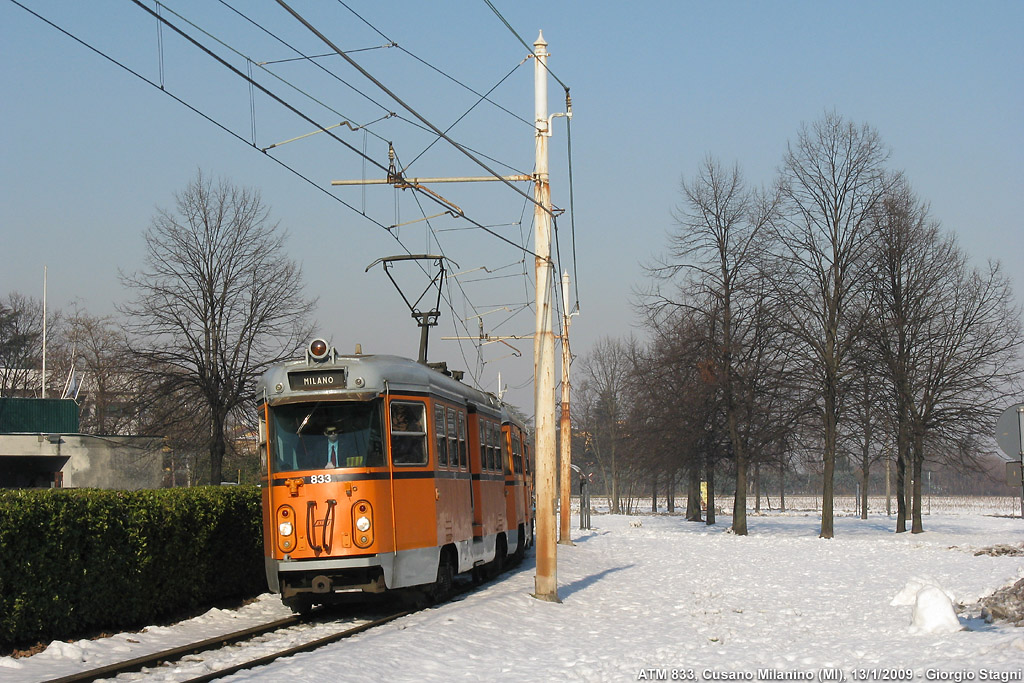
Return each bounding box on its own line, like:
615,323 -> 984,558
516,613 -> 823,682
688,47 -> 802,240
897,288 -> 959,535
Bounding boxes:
576,336 -> 633,514
120,172 -> 317,485
862,178 -> 1024,532
0,293 -> 48,397
867,183 -> 946,530
643,156 -> 782,533
629,314 -> 714,521
771,111 -> 897,538
61,308 -> 143,434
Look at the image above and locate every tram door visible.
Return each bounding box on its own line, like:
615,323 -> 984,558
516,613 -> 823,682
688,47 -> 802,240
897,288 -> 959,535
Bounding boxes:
387,398 -> 435,558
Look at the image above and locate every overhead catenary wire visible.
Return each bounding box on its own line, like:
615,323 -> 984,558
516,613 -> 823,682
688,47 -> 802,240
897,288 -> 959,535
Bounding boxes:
401,58 -> 528,175
133,0 -> 541,260
274,0 -> 556,224
14,0 -> 558,401
4,0 -> 392,232
259,44 -> 397,65
11,0 -> 534,382
161,1 -> 395,147
6,0 -> 514,359
219,0 -> 533,181
336,0 -> 533,129
480,0 -> 579,319
482,0 -> 570,94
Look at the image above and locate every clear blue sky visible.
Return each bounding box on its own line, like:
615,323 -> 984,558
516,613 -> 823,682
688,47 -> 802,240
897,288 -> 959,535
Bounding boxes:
2,1 -> 1022,413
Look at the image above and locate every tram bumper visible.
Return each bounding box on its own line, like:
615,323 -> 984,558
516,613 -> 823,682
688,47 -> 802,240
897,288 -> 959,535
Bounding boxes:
267,553 -> 393,598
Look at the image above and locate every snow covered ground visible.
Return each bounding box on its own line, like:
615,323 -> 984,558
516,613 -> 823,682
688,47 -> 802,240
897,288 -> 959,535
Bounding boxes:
3,505 -> 1023,682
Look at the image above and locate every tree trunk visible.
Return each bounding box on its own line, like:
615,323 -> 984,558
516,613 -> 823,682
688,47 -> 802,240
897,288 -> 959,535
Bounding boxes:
779,457 -> 786,512
651,473 -> 658,512
754,460 -> 761,514
885,454 -> 892,516
705,456 -> 716,526
610,440 -> 620,514
686,467 -> 702,521
911,425 -> 925,533
860,444 -> 870,520
733,451 -> 748,534
820,392 -> 837,539
895,445 -> 908,533
667,470 -> 676,513
209,411 -> 226,486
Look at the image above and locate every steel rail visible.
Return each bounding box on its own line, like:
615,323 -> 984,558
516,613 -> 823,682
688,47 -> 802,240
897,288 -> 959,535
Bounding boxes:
181,607 -> 415,682
45,613 -> 305,683
43,558 -> 524,682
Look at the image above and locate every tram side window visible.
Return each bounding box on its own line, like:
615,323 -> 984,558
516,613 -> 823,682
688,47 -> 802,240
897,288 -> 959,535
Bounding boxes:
259,413 -> 268,476
479,423 -> 488,471
483,422 -> 494,471
488,422 -> 499,471
457,412 -> 467,470
435,404 -> 448,468
446,408 -> 458,470
511,432 -> 523,474
391,401 -> 427,466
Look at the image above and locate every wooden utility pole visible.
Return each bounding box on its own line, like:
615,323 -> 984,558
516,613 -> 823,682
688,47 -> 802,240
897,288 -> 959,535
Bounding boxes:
558,271 -> 574,546
531,32 -> 560,602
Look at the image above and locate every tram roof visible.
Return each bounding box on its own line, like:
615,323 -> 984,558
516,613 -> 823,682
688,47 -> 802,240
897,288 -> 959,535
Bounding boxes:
257,353 -> 503,412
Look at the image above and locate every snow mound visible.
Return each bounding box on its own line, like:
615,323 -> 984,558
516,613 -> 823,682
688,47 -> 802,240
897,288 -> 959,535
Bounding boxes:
910,586 -> 963,634
34,640 -> 87,662
891,576 -> 955,606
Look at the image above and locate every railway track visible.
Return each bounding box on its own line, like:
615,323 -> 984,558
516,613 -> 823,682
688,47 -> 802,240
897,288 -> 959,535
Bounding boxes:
43,574 -> 492,683
42,602 -> 409,683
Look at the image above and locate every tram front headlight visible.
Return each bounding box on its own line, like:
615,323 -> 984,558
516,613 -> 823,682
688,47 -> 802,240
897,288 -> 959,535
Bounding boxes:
279,521 -> 294,536
355,516 -> 371,532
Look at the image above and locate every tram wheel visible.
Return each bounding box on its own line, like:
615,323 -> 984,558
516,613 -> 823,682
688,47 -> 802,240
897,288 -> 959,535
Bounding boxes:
431,551 -> 455,603
283,595 -> 314,615
512,527 -> 526,565
488,536 -> 506,579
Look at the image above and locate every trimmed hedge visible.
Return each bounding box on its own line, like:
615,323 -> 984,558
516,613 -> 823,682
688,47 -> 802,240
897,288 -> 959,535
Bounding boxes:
0,486 -> 266,649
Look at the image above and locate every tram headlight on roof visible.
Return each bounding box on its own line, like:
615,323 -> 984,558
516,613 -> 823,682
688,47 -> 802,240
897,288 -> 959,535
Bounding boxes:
355,516 -> 371,532
309,338 -> 330,362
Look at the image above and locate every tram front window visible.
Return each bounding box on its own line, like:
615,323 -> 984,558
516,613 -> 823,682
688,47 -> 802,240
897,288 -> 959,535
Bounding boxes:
271,401 -> 384,472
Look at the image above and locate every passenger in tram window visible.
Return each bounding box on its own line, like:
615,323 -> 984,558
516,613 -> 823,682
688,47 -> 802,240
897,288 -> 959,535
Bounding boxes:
391,402 -> 426,465
324,427 -> 341,469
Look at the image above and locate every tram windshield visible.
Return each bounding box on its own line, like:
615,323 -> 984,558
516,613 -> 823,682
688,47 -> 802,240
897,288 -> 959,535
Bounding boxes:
271,400 -> 384,472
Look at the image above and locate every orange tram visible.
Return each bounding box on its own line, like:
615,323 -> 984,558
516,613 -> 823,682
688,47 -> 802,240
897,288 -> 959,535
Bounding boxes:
256,339 -> 534,611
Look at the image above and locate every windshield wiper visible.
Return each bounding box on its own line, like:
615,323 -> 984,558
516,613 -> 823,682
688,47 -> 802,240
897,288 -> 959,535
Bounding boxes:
295,402 -> 321,435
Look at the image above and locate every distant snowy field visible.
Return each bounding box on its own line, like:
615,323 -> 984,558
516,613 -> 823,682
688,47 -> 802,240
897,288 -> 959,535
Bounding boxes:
3,499 -> 1023,682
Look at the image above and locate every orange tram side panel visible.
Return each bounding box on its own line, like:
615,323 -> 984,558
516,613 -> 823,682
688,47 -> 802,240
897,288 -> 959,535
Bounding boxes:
256,341 -> 533,611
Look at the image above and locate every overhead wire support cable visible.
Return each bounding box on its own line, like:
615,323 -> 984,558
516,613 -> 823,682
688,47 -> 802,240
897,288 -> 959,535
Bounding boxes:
565,93 -> 580,314
336,0 -> 532,128
216,0 -> 398,119
402,58 -> 528,174
480,0 -> 579,318
259,44 -> 397,65
482,0 -> 570,94
158,1 -> 395,147
274,0 -> 556,222
130,0 -> 538,259
220,0 -> 529,179
3,0 -> 392,234
130,0 -> 392,176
